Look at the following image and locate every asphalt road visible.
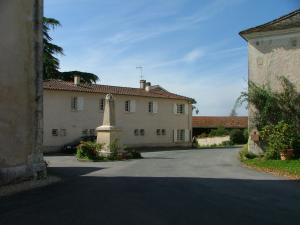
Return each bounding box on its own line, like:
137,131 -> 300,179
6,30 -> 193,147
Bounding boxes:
0,148 -> 299,225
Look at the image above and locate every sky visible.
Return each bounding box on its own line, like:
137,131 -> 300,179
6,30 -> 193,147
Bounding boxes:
44,0 -> 300,116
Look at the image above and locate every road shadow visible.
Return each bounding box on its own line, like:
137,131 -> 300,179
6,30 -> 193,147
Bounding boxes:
0,173 -> 299,225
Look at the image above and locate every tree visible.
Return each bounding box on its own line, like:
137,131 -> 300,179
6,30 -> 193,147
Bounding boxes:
43,17 -> 99,83
43,17 -> 63,80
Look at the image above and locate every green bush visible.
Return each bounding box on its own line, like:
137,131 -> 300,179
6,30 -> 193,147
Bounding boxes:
230,129 -> 247,144
76,141 -> 103,160
126,149 -> 142,159
260,121 -> 297,159
209,126 -> 229,137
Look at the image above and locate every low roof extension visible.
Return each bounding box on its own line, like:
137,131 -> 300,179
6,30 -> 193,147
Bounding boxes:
192,116 -> 248,129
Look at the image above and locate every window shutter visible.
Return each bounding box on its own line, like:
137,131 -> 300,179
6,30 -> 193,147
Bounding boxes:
173,129 -> 177,142
185,104 -> 188,115
130,100 -> 136,112
185,129 -> 190,142
173,103 -> 177,114
78,97 -> 84,111
153,101 -> 158,113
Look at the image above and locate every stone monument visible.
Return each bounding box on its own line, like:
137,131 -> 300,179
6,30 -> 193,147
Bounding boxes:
96,94 -> 122,154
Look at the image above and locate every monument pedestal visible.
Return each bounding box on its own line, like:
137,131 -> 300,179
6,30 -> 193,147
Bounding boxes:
96,94 -> 123,155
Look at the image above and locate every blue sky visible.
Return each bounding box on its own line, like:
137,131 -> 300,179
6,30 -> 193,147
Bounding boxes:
45,0 -> 300,116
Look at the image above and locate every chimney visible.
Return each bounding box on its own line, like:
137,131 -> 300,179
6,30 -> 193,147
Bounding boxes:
140,80 -> 146,89
145,82 -> 151,92
74,76 -> 80,85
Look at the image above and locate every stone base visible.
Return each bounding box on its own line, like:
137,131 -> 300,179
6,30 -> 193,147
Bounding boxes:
0,161 -> 47,186
96,126 -> 123,153
248,137 -> 264,155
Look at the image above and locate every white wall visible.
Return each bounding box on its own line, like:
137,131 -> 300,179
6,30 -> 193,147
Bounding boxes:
43,90 -> 192,151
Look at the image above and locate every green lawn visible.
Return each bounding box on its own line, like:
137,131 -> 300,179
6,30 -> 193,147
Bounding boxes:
242,159 -> 300,179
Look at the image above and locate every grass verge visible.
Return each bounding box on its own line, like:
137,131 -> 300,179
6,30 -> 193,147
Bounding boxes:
242,158 -> 300,180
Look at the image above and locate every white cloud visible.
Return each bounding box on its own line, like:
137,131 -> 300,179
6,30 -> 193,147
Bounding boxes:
183,49 -> 204,62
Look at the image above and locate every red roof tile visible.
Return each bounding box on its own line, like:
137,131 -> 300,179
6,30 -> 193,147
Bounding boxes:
193,116 -> 248,128
43,80 -> 195,103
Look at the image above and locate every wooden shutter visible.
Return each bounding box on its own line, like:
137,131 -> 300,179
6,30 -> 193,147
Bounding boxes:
185,129 -> 190,142
185,104 -> 189,115
173,103 -> 177,114
78,97 -> 84,111
130,100 -> 136,112
173,129 -> 177,142
153,101 -> 158,114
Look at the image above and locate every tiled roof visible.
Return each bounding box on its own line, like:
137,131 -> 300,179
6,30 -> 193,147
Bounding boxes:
43,80 -> 195,103
192,116 -> 248,128
240,8 -> 300,38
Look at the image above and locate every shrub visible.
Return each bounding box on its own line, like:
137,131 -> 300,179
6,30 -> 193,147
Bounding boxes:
126,149 -> 142,159
209,126 -> 228,137
230,129 -> 247,144
76,141 -> 103,160
260,121 -> 297,159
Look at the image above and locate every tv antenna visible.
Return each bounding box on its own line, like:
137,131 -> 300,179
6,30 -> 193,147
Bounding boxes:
136,66 -> 144,80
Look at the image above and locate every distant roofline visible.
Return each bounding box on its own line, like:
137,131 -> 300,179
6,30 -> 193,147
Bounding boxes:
43,79 -> 196,103
239,8 -> 300,40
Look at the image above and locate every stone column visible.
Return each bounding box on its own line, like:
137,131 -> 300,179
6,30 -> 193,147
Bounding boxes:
96,94 -> 122,154
0,0 -> 46,185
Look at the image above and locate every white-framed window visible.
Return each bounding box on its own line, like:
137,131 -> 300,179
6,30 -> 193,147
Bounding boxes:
177,104 -> 185,114
99,98 -> 105,111
148,101 -> 153,113
177,129 -> 185,141
162,129 -> 166,136
71,96 -> 84,111
125,100 -> 136,112
52,129 -> 58,137
82,129 -> 88,136
125,100 -> 131,112
60,129 -> 67,136
156,129 -> 161,136
134,129 -> 139,136
140,129 -> 145,136
174,103 -> 188,115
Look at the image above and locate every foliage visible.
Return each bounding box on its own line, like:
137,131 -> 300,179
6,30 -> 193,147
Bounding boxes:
260,121 -> 297,159
208,126 -> 229,137
239,76 -> 300,130
230,129 -> 247,144
243,128 -> 249,142
126,149 -> 143,159
43,17 -> 63,80
76,141 -> 103,160
242,158 -> 300,179
43,17 -> 99,83
108,139 -> 122,160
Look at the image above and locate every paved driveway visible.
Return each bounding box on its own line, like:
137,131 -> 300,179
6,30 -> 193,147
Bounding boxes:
0,149 -> 299,225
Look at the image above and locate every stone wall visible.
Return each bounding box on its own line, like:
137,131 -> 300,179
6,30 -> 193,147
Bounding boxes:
196,136 -> 230,147
0,0 -> 45,185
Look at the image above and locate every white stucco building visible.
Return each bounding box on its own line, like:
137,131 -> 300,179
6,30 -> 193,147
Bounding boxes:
43,78 -> 195,152
240,9 -> 300,153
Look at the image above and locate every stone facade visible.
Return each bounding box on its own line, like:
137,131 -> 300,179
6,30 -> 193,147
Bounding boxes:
0,0 -> 46,185
240,9 -> 300,154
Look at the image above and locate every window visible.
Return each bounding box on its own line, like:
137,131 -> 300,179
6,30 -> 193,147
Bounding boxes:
82,129 -> 88,136
60,129 -> 67,136
89,129 -> 95,136
125,100 -> 131,112
134,129 -> 139,136
177,104 -> 185,114
71,97 -> 78,111
71,97 -> 84,111
162,129 -> 166,136
52,129 -> 58,137
177,129 -> 185,141
148,102 -> 153,113
99,98 -> 105,111
156,129 -> 161,136
140,129 -> 145,136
